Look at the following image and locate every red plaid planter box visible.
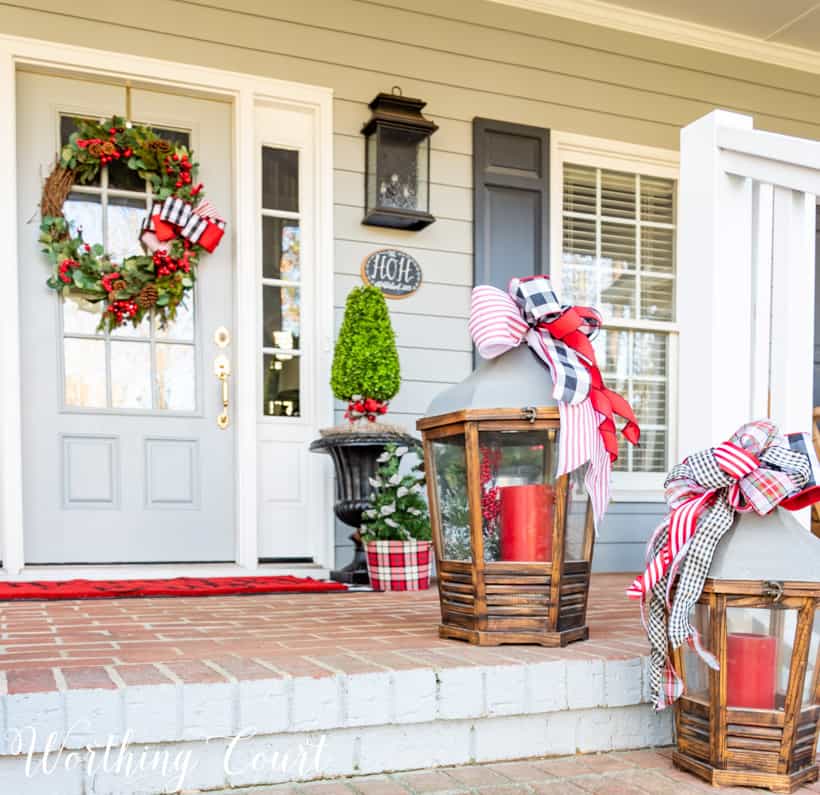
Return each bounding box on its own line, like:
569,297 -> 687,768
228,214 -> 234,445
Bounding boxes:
364,539 -> 432,592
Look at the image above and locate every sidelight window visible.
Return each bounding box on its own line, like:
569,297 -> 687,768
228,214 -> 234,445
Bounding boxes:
260,146 -> 301,418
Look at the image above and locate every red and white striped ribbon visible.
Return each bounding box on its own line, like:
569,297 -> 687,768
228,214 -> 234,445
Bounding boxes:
713,441 -> 759,480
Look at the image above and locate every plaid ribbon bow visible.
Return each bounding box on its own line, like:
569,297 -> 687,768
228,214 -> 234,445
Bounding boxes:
627,420 -> 820,710
469,275 -> 640,526
140,197 -> 226,254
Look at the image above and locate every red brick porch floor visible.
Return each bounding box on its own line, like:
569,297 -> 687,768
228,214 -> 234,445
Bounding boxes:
202,748 -> 820,794
1,573 -> 819,792
0,573 -> 648,692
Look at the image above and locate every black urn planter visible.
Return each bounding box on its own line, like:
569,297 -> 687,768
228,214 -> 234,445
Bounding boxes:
310,430 -> 418,585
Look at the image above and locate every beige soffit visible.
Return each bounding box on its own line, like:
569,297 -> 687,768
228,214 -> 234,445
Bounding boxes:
487,0 -> 820,76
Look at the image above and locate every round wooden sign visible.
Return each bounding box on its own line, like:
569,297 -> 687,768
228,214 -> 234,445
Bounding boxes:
360,248 -> 422,299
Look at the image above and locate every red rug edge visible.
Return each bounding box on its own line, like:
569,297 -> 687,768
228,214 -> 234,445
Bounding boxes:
0,575 -> 348,601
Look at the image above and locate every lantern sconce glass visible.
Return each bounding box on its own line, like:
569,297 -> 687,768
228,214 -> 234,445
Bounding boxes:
362,87 -> 438,231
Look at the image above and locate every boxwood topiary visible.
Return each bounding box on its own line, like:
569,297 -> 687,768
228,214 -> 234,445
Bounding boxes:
331,285 -> 401,404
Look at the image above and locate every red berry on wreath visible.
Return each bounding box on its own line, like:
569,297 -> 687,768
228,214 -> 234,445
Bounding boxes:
175,180 -> 183,188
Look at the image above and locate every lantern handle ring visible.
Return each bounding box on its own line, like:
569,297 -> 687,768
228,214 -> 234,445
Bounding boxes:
763,580 -> 784,602
522,406 -> 537,424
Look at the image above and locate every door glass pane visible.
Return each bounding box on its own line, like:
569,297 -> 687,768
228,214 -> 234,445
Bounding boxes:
107,156 -> 146,192
263,353 -> 300,417
63,294 -> 103,336
479,429 -> 558,563
263,285 -> 300,350
262,147 -> 298,211
262,217 -> 301,280
432,434 -> 471,562
110,341 -> 151,409
111,312 -> 150,339
60,116 -> 100,186
726,606 -> 798,710
155,295 -> 195,342
63,193 -> 103,248
155,344 -> 195,411
683,604 -> 711,702
64,338 -> 106,408
106,196 -> 147,261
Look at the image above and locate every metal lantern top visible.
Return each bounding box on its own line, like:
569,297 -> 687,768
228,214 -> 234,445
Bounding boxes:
425,344 -> 558,418
361,91 -> 439,137
708,507 -> 820,583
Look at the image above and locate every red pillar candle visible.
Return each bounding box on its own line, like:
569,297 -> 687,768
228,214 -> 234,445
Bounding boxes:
499,484 -> 554,561
726,632 -> 777,710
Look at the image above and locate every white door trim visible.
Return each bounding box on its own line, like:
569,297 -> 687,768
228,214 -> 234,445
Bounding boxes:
0,34 -> 335,579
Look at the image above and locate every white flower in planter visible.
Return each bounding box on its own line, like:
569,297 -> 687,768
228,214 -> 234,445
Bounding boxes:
411,484 -> 424,494
397,486 -> 409,498
376,451 -> 391,463
380,503 -> 396,516
395,446 -> 409,457
369,477 -> 382,488
389,473 -> 402,486
384,518 -> 399,528
408,507 -> 422,516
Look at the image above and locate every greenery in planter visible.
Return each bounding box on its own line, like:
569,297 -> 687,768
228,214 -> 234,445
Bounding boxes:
331,286 -> 400,421
361,444 -> 431,541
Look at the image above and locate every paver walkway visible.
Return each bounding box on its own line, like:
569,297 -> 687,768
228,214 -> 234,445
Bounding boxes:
207,748 -> 820,795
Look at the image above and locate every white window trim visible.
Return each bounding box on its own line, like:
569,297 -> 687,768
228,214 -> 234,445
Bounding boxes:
550,131 -> 679,502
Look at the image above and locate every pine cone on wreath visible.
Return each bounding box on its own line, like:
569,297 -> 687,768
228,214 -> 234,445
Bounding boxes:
137,283 -> 159,309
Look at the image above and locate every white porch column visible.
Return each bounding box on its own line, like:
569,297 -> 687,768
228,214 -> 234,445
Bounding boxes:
677,110 -> 820,462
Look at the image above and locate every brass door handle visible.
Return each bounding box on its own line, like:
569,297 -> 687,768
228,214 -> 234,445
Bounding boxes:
214,354 -> 231,429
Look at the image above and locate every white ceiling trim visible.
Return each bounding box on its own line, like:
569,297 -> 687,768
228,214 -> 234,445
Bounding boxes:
488,0 -> 820,76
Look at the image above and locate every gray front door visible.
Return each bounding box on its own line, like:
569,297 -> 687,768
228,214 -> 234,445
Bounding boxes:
17,71 -> 235,564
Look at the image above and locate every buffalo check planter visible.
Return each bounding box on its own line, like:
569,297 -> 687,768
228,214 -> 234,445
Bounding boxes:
364,539 -> 432,591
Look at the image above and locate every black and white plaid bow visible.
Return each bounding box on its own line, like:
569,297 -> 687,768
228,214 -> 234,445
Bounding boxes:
630,420 -> 820,709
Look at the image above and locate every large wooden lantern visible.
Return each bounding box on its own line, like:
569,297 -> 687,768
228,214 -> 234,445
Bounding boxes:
416,345 -> 594,646
673,508 -> 820,793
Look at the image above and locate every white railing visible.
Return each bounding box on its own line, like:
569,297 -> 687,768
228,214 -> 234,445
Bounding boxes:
678,111 -> 820,466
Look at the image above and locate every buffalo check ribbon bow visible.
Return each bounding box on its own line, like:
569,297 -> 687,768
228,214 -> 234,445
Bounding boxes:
468,275 -> 640,527
140,197 -> 226,254
626,420 -> 820,710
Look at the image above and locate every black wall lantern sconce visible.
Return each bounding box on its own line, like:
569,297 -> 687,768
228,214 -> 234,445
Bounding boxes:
362,87 -> 438,231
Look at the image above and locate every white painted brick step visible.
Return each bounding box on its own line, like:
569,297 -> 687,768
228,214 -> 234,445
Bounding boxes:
0,654 -> 672,794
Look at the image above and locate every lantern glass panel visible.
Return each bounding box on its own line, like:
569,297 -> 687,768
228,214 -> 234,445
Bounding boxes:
431,433 -> 471,561
682,604 -> 711,701
802,609 -> 820,706
725,606 -> 798,711
478,429 -> 557,563
375,125 -> 429,214
564,466 -> 589,562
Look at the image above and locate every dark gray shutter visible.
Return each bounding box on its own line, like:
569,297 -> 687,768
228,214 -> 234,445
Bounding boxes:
473,118 -> 550,289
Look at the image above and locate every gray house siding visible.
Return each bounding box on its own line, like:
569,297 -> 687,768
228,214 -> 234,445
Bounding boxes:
4,0 -> 819,571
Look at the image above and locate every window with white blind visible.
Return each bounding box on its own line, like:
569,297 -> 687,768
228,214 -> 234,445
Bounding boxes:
553,139 -> 678,484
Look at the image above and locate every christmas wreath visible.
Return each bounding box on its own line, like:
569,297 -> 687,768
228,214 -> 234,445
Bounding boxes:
39,115 -> 225,331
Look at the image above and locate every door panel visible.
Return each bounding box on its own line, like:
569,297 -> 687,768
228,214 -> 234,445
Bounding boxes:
17,72 -> 235,563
